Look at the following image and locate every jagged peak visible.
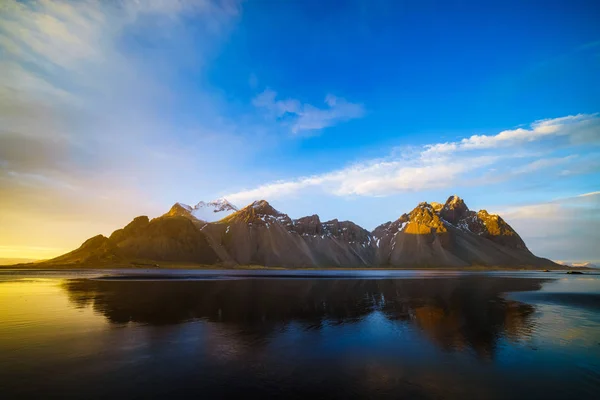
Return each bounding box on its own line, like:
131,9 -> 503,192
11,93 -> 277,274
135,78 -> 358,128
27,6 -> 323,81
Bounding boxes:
443,195 -> 468,210
417,201 -> 432,209
109,216 -> 150,243
440,195 -> 469,224
165,202 -> 194,218
173,202 -> 192,212
406,203 -> 447,234
250,199 -> 269,207
294,214 -> 321,224
245,199 -> 282,215
293,215 -> 323,236
326,219 -> 362,228
195,198 -> 238,212
398,213 -> 409,222
410,202 -> 437,215
478,209 -> 497,218
212,197 -> 235,205
431,202 -> 443,212
130,215 -> 150,224
318,219 -> 372,244
220,199 -> 292,227
372,214 -> 409,238
477,209 -> 504,225
81,234 -> 109,247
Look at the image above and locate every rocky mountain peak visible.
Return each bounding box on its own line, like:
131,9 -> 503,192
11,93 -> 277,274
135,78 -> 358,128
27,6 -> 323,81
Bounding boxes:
443,207 -> 528,251
372,213 -> 410,238
109,216 -> 150,243
166,203 -> 193,218
322,219 -> 372,244
293,215 -> 323,236
79,234 -> 111,250
478,209 -> 493,219
222,200 -> 293,227
372,221 -> 392,238
431,202 -> 443,212
248,200 -> 282,215
406,203 -> 447,234
440,195 -> 469,224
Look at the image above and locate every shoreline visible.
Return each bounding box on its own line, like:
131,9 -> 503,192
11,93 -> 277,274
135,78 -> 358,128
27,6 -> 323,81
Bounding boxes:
0,263 -> 594,272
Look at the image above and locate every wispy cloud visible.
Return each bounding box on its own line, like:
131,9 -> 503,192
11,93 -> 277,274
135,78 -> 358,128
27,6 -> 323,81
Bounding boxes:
511,155 -> 577,174
253,89 -> 365,134
488,190 -> 600,221
0,0 -> 241,185
0,0 -> 243,257
494,191 -> 600,260
422,114 -> 599,156
226,156 -> 494,205
577,191 -> 600,198
226,114 -> 599,205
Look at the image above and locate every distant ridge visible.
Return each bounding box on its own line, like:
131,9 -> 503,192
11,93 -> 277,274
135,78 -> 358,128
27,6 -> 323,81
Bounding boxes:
0,258 -> 39,266
555,261 -> 598,269
24,195 -> 559,269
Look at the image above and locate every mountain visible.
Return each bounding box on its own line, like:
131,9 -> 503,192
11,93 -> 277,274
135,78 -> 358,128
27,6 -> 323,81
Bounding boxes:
372,196 -> 553,268
198,200 -> 375,268
29,195 -> 558,269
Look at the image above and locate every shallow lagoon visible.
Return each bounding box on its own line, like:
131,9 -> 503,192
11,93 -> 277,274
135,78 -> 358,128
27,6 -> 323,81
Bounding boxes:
1,269 -> 599,399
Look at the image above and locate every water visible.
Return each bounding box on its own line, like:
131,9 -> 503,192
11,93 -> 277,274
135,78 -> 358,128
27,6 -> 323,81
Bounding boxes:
1,269 -> 599,399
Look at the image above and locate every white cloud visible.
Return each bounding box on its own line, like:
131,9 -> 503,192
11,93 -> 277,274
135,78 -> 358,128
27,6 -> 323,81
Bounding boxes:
496,191 -> 600,221
577,191 -> 600,198
498,203 -> 563,220
252,89 -> 365,134
225,155 -> 498,205
225,114 -> 598,205
422,113 -> 600,156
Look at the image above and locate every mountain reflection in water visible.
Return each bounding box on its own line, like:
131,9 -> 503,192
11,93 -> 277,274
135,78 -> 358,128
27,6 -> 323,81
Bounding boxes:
3,273 -> 600,399
63,276 -> 544,359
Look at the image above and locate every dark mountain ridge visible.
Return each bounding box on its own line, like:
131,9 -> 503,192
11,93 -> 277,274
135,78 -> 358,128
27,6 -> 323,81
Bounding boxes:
29,195 -> 558,269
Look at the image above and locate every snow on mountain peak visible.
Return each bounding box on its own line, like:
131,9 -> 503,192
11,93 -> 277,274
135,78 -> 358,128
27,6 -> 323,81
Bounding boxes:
195,198 -> 237,212
175,202 -> 192,212
187,198 -> 238,222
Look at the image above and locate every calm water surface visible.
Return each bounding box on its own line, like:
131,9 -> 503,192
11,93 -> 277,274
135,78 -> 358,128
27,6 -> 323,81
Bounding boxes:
1,269 -> 599,399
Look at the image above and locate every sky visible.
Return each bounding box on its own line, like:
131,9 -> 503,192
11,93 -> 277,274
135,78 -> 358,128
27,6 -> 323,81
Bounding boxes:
0,0 -> 599,262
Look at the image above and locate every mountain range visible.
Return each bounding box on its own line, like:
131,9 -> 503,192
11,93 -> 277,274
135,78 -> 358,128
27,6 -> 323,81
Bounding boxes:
26,195 -> 559,269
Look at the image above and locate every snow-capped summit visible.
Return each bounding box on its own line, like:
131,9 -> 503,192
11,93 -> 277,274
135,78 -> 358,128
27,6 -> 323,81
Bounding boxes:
173,198 -> 238,222
191,198 -> 238,222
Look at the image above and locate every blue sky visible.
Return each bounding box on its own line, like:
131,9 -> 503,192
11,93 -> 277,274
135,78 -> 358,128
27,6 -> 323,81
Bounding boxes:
0,0 -> 599,261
